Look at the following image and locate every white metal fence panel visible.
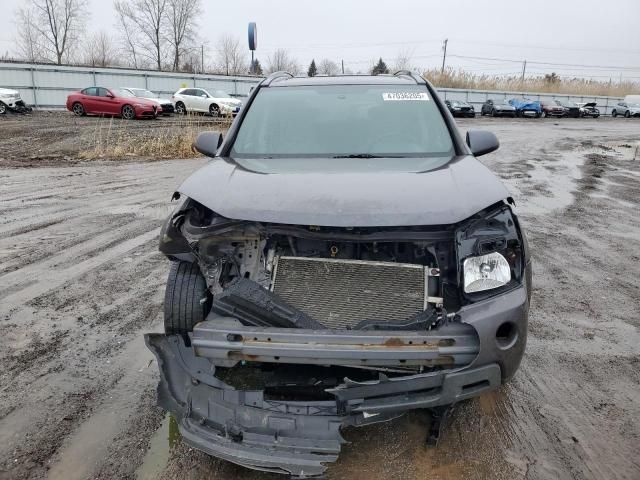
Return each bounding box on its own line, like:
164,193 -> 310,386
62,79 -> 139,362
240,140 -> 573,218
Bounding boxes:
0,62 -> 261,108
0,62 -> 626,114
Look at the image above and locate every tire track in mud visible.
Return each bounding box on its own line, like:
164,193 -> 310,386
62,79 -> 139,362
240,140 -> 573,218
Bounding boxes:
0,158 -> 188,479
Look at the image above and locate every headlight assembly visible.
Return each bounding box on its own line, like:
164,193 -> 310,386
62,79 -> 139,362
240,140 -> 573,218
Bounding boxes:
463,252 -> 511,293
456,204 -> 526,299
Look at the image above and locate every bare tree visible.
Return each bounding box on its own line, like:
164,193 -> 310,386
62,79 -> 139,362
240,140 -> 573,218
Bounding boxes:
266,48 -> 298,74
393,48 -> 415,72
16,8 -> 46,62
114,0 -> 167,70
317,58 -> 339,75
114,1 -> 141,68
83,31 -> 117,67
215,34 -> 247,75
18,0 -> 89,65
166,0 -> 201,71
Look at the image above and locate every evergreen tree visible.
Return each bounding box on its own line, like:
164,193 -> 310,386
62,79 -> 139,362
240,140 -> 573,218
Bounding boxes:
371,58 -> 389,75
252,58 -> 263,75
307,59 -> 317,77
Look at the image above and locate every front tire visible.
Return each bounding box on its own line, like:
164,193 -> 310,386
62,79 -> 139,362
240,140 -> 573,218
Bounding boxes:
72,102 -> 85,116
122,104 -> 136,120
164,261 -> 211,335
624,110 -> 631,118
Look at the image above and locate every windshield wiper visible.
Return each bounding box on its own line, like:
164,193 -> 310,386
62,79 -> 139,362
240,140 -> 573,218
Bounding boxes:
332,154 -> 405,159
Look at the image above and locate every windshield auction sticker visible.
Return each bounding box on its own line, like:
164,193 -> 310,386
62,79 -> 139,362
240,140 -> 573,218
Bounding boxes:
382,92 -> 429,101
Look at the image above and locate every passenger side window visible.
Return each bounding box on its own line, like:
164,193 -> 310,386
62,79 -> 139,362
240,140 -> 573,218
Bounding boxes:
97,88 -> 110,97
82,87 -> 98,96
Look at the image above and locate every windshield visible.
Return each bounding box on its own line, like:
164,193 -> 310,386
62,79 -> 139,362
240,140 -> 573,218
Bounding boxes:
493,99 -> 509,105
213,90 -> 232,98
130,89 -> 155,98
111,89 -> 135,98
231,85 -> 454,161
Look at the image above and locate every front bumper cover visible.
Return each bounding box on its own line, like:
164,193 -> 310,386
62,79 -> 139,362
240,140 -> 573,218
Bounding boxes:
145,285 -> 528,477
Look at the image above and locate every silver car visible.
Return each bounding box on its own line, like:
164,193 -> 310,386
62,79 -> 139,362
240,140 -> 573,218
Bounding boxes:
611,102 -> 640,118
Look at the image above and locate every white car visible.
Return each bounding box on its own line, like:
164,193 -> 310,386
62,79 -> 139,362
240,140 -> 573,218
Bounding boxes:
0,88 -> 30,114
121,88 -> 175,116
171,88 -> 242,116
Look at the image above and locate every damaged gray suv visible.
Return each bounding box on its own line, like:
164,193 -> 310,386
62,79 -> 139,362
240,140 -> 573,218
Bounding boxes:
146,71 -> 532,478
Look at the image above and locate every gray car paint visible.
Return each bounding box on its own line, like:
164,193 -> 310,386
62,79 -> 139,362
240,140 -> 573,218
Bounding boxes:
177,154 -> 510,227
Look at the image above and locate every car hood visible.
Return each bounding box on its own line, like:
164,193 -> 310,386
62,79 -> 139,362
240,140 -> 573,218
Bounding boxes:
177,155 -> 510,227
0,88 -> 20,96
216,97 -> 241,105
510,99 -> 540,110
141,96 -> 164,104
132,98 -> 159,106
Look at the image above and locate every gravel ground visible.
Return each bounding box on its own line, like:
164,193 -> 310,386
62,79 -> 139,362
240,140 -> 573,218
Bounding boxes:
0,115 -> 639,480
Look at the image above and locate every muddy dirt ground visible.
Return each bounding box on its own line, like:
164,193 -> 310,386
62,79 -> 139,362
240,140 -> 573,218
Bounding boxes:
0,114 -> 639,480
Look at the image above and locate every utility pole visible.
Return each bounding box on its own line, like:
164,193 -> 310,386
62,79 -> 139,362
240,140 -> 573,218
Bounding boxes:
341,59 -> 344,74
441,39 -> 448,74
201,45 -> 204,74
521,59 -> 527,82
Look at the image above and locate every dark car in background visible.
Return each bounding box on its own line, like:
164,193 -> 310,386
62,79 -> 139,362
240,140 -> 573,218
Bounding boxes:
540,100 -> 565,118
509,98 -> 541,117
147,71 -> 532,478
66,87 -> 159,119
445,99 -> 476,117
481,98 -> 516,117
577,102 -> 600,118
556,100 -> 580,118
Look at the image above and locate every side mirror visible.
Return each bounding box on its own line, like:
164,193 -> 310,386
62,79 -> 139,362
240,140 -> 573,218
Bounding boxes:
466,130 -> 499,157
106,93 -> 114,98
193,131 -> 223,158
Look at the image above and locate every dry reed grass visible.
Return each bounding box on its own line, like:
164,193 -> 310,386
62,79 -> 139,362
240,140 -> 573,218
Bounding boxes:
80,113 -> 231,160
423,68 -> 639,97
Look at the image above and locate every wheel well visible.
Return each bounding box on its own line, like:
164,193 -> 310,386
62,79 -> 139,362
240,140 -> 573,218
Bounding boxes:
121,104 -> 135,115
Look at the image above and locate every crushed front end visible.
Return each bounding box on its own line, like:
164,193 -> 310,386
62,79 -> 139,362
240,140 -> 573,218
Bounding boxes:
146,197 -> 531,477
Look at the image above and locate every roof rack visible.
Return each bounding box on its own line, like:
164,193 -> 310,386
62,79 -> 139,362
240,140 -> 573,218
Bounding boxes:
393,70 -> 425,84
263,71 -> 294,86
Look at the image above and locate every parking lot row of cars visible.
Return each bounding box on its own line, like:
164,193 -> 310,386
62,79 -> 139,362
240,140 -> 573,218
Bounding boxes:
1,84 -> 639,120
445,97 -> 640,118
61,86 -> 244,119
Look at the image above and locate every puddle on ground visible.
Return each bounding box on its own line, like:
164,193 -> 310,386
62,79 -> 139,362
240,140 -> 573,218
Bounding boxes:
507,141 -> 640,218
135,414 -> 181,480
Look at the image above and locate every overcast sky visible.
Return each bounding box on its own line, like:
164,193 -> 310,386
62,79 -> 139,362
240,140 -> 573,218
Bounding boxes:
1,0 -> 639,80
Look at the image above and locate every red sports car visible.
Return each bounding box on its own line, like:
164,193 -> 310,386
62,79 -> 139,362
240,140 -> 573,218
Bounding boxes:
66,87 -> 160,119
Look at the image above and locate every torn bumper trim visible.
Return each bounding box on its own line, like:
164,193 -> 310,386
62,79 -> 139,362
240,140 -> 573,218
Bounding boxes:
145,333 -> 502,477
190,318 -> 479,368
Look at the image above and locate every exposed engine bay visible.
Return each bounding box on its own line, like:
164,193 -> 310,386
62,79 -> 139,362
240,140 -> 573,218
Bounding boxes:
164,197 -> 472,333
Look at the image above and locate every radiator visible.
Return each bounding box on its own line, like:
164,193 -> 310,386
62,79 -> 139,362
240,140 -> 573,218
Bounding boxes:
271,256 -> 427,329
